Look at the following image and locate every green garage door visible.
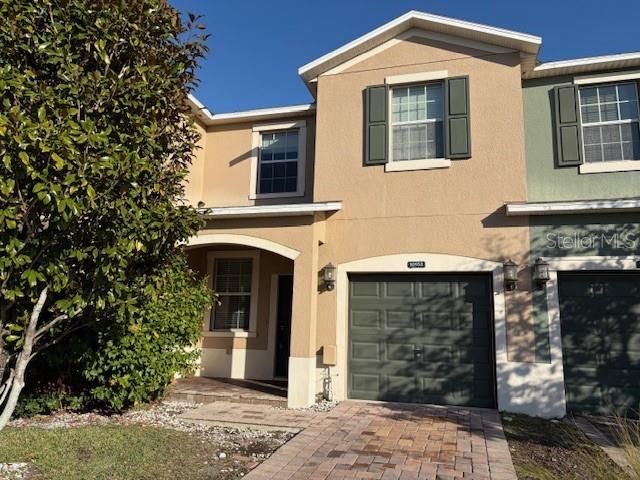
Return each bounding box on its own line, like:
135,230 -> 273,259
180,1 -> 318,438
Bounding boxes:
348,273 -> 495,408
560,272 -> 640,415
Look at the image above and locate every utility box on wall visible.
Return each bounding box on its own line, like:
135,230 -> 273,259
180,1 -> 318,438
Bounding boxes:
323,344 -> 337,366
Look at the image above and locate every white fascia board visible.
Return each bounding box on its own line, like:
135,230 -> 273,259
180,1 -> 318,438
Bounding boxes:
199,201 -> 342,219
505,198 -> 640,216
188,94 -> 214,121
206,104 -> 315,125
187,95 -> 315,126
534,52 -> 640,72
528,52 -> 640,78
298,10 -> 541,80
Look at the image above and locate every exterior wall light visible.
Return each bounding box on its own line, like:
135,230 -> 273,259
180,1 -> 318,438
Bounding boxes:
323,263 -> 336,291
503,260 -> 518,291
533,258 -> 550,290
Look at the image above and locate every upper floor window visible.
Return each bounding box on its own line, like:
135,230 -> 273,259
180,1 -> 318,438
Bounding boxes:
251,120 -> 307,199
259,130 -> 299,194
579,82 -> 640,164
391,82 -> 444,162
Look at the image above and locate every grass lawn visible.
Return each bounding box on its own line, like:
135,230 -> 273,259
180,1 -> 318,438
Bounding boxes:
0,425 -> 249,480
502,413 -> 625,480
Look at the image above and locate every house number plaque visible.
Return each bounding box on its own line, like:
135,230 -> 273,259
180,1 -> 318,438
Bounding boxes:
407,261 -> 426,269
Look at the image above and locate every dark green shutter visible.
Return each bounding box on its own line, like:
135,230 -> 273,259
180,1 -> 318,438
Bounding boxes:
364,85 -> 388,165
554,85 -> 583,166
445,76 -> 471,159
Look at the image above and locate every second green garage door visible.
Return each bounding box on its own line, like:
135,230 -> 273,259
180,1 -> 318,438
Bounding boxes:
559,272 -> 640,415
348,273 -> 496,408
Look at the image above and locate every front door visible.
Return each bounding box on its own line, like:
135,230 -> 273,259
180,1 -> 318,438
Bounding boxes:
274,275 -> 293,378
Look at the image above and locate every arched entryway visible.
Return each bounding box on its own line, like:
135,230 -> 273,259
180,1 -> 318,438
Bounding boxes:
185,234 -> 298,394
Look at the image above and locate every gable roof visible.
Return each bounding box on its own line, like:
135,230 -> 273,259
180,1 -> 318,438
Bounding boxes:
298,10 -> 541,83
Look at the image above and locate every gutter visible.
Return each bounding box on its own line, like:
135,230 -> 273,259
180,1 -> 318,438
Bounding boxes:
505,198 -> 640,216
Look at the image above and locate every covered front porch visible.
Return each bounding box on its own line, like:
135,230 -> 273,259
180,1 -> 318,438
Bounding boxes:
169,377 -> 288,408
185,227 -> 323,408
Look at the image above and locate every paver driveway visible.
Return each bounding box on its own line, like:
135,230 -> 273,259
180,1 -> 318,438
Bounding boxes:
245,401 -> 516,480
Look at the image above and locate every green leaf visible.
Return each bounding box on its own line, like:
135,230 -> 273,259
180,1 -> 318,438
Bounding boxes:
51,152 -> 64,170
21,269 -> 39,287
18,151 -> 28,164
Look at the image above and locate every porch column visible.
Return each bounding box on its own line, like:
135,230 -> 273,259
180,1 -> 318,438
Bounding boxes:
287,223 -> 320,408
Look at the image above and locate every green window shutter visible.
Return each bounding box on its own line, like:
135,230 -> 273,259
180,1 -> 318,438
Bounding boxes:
445,76 -> 471,159
554,85 -> 583,166
364,84 -> 388,165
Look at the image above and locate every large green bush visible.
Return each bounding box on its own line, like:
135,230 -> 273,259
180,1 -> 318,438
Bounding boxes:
0,0 -> 208,427
83,255 -> 211,410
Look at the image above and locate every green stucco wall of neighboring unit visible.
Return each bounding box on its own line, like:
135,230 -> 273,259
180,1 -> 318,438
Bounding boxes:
522,76 -> 640,202
528,213 -> 640,362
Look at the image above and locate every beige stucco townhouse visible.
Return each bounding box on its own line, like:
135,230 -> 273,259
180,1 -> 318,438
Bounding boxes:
183,11 -> 560,416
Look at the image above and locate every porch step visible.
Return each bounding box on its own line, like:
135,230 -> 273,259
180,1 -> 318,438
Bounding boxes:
167,377 -> 288,408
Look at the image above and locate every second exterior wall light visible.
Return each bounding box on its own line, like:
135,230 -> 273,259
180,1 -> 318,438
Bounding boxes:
533,258 -> 550,290
503,259 -> 518,291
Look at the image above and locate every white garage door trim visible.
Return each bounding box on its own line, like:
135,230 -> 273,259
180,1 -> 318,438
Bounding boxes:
334,253 -> 508,408
540,255 -> 639,418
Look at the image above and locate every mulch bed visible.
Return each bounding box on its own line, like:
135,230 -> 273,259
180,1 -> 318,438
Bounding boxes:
502,413 -> 624,480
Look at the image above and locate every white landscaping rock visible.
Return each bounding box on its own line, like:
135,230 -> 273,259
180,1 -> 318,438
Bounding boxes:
0,463 -> 30,480
8,400 -> 294,459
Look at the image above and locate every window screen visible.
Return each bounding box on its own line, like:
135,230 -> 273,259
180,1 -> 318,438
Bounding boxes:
391,82 -> 444,161
211,258 -> 253,330
258,130 -> 299,194
579,82 -> 640,163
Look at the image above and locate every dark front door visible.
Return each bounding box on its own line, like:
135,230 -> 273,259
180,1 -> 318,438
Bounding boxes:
348,273 -> 496,408
274,275 -> 293,378
559,272 -> 640,415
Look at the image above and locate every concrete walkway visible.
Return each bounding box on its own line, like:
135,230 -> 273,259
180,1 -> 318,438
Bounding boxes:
181,400 -> 516,479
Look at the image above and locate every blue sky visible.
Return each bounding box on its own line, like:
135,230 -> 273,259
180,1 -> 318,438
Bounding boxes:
170,0 -> 640,113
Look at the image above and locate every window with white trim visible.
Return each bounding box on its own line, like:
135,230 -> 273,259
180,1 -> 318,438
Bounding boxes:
391,82 -> 444,161
211,258 -> 254,331
579,82 -> 640,163
258,130 -> 299,194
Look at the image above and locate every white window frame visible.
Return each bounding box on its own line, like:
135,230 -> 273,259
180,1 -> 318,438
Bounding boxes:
574,75 -> 640,174
250,120 -> 306,199
204,250 -> 260,338
384,70 -> 451,172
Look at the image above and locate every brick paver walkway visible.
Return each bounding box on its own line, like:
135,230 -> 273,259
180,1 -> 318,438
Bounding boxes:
179,400 -> 321,430
169,377 -> 287,407
245,401 -> 516,480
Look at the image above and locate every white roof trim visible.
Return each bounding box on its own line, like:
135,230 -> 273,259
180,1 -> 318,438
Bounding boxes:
188,94 -> 212,117
188,94 -> 214,123
198,201 -> 342,219
186,95 -> 315,126
506,198 -> 640,216
526,52 -> 640,79
298,10 -> 541,81
206,104 -> 315,123
534,52 -> 640,72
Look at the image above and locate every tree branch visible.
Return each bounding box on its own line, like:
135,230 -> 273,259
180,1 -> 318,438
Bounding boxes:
34,313 -> 69,341
0,369 -> 14,408
29,320 -> 92,361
